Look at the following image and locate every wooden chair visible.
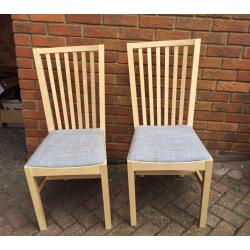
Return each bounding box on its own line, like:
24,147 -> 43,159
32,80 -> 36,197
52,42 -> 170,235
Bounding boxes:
127,39 -> 213,227
24,45 -> 112,230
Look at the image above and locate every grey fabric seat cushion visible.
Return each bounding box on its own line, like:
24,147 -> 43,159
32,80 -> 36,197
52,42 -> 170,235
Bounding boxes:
27,128 -> 106,167
128,125 -> 211,163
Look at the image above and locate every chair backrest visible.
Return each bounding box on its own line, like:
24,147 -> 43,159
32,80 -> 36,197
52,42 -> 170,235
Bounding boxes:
33,45 -> 105,132
127,39 -> 201,127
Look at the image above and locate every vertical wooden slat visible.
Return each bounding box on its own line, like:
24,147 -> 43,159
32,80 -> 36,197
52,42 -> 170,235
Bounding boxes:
64,52 -> 76,129
127,44 -> 139,127
81,51 -> 89,129
179,46 -> 188,125
147,47 -> 154,125
138,48 -> 147,125
55,53 -> 69,129
33,49 -> 55,132
73,52 -> 83,129
98,45 -> 105,131
188,39 -> 201,126
90,51 -> 96,128
156,47 -> 161,125
164,47 -> 169,125
45,53 -> 62,130
171,46 -> 179,125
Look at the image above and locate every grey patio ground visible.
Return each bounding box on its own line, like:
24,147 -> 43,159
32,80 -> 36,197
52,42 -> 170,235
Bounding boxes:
0,127 -> 249,236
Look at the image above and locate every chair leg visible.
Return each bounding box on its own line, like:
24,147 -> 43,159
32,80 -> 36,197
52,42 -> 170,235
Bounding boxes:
100,165 -> 112,229
127,162 -> 137,226
199,160 -> 213,227
24,166 -> 47,231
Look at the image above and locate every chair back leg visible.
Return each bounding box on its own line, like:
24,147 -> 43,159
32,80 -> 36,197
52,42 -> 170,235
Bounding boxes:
100,165 -> 112,229
127,162 -> 137,226
199,159 -> 213,227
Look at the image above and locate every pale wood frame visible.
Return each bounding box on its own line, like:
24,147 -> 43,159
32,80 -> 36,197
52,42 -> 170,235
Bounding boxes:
127,39 -> 213,227
25,45 -> 111,231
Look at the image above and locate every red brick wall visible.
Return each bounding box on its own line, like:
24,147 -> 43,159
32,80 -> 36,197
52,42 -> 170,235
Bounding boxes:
11,14 -> 250,161
0,14 -> 17,78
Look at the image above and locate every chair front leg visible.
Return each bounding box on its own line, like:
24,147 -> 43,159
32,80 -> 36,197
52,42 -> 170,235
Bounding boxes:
199,159 -> 213,227
100,164 -> 112,229
127,162 -> 137,226
24,166 -> 47,231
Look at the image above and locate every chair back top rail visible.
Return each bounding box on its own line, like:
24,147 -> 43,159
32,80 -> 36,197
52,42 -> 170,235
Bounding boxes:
127,39 -> 196,50
34,45 -> 99,55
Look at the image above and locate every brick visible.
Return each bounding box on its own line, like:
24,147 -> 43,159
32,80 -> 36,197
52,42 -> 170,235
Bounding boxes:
67,14 -> 101,24
218,189 -> 245,209
196,101 -> 212,111
212,103 -> 243,113
239,124 -> 250,133
196,111 -> 225,122
237,71 -> 250,82
232,143 -> 250,152
19,80 -> 38,90
14,34 -> 30,46
106,63 -> 128,74
243,48 -> 250,58
222,59 -> 250,70
67,37 -> 102,46
210,204 -> 245,227
233,14 -> 250,20
23,110 -> 45,119
231,93 -> 250,103
5,207 -> 29,229
140,15 -> 174,29
202,69 -> 237,81
32,35 -> 65,47
245,104 -> 250,113
176,18 -> 211,31
30,14 -> 65,22
217,82 -> 250,93
120,28 -> 154,40
198,91 -> 229,102
213,20 -> 249,32
207,45 -> 241,58
24,119 -> 38,129
197,80 -> 216,90
158,222 -> 185,236
85,27 -> 118,39
103,39 -> 127,51
48,24 -> 81,36
228,33 -> 250,45
234,202 -> 250,219
226,114 -> 250,123
237,220 -> 250,236
21,90 -> 40,100
16,58 -> 33,69
104,15 -> 138,27
206,141 -> 232,150
133,222 -> 160,236
11,14 -> 29,21
15,47 -> 33,58
210,221 -> 237,236
196,14 -> 233,19
13,22 -> 46,34
193,32 -> 227,44
199,57 -> 222,68
207,122 -> 238,132
22,100 -> 36,110
156,30 -> 191,40
18,69 -> 37,80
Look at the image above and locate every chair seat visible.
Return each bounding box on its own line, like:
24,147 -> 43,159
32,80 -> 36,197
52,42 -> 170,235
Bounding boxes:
128,125 -> 211,163
27,129 -> 106,168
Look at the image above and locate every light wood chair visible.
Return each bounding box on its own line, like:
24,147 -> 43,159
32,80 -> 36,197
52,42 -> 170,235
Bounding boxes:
127,39 -> 213,227
24,45 -> 112,230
